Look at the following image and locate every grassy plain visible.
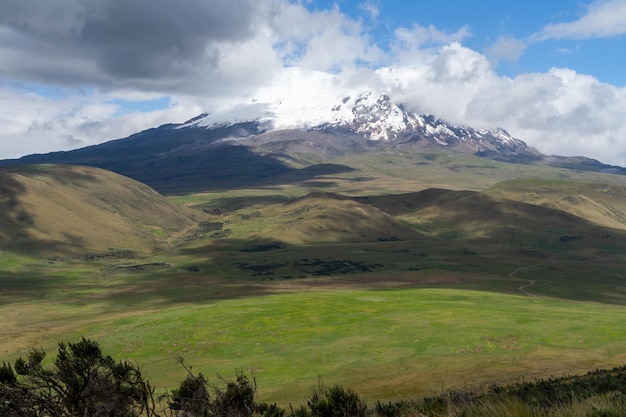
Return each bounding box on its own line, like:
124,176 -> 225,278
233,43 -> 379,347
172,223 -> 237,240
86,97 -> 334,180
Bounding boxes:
4,256 -> 626,406
90,289 -> 626,403
3,151 -> 626,406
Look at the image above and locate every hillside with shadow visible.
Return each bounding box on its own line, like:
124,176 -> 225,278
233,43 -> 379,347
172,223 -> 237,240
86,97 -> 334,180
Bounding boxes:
154,186 -> 626,305
0,123 -> 356,195
354,188 -> 623,245
485,178 -> 626,231
0,164 -> 208,256
2,161 -> 626,304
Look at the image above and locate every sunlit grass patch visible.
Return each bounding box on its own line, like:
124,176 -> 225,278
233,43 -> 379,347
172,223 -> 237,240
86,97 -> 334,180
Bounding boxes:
79,288 -> 626,405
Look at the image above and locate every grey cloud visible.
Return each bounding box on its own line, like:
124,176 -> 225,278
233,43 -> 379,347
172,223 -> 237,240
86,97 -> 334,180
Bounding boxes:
82,0 -> 255,78
0,0 -> 99,38
64,135 -> 85,149
0,0 -> 263,90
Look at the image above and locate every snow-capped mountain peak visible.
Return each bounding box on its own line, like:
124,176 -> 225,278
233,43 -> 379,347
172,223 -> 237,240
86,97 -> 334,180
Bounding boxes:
311,92 -> 411,141
178,90 -> 407,138
177,90 -> 537,159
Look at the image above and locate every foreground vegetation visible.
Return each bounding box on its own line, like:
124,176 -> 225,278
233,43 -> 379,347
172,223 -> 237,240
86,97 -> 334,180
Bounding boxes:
5,337 -> 626,416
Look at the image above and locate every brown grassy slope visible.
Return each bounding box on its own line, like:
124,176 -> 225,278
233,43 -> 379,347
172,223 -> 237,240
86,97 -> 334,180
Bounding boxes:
301,150 -> 626,197
0,164 -> 205,256
485,179 -> 626,231
353,188 -> 624,246
193,184 -> 624,251
239,191 -> 424,244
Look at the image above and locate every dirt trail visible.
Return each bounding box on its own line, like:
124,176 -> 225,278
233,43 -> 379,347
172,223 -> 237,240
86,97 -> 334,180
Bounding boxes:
509,264 -> 543,297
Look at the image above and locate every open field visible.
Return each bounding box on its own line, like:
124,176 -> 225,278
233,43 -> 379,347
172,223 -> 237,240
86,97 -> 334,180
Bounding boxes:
3,245 -> 626,405
3,152 -> 626,406
88,288 -> 626,404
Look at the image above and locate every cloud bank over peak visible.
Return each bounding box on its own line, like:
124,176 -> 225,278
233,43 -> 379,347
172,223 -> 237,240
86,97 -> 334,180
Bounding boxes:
1,0 -> 626,166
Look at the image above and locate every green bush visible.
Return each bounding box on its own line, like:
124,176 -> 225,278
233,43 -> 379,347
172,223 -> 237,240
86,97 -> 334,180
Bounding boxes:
0,337 -> 156,417
166,364 -> 284,417
305,384 -> 367,417
169,372 -> 211,417
212,372 -> 258,417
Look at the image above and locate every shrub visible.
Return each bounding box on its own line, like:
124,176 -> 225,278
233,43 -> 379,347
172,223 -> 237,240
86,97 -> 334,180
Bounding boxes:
304,384 -> 367,417
374,399 -> 430,417
212,372 -> 257,417
169,372 -> 211,417
0,337 -> 157,417
166,363 -> 284,417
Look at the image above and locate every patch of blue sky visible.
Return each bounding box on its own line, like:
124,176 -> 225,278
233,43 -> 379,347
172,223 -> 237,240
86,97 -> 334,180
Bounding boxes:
520,38 -> 626,86
303,0 -> 626,85
0,80 -> 91,100
108,96 -> 171,116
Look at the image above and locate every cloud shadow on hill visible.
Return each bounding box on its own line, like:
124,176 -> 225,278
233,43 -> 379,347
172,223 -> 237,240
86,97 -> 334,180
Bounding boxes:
0,170 -> 32,243
1,142 -> 356,195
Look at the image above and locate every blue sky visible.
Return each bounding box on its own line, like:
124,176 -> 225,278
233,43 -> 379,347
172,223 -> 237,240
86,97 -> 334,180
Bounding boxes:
1,0 -> 626,165
308,0 -> 625,85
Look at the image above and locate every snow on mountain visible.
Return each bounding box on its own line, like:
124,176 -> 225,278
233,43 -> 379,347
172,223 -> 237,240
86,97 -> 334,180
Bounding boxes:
180,68 -> 356,130
181,91 -> 517,141
177,67 -> 535,157
178,91 -> 406,138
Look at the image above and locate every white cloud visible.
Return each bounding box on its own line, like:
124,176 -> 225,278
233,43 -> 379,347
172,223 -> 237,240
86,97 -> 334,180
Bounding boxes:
464,68 -> 626,165
485,36 -> 527,66
533,0 -> 626,41
379,42 -> 496,124
270,3 -> 382,71
0,87 -> 201,159
392,23 -> 471,52
358,2 -> 380,22
377,41 -> 626,166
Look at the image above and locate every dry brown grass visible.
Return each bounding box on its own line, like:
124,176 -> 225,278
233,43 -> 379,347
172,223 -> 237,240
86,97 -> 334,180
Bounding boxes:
255,191 -> 422,244
0,164 -> 208,256
486,179 -> 626,231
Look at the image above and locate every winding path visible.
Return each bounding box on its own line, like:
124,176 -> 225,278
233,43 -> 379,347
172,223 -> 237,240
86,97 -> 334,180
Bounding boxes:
509,264 -> 543,297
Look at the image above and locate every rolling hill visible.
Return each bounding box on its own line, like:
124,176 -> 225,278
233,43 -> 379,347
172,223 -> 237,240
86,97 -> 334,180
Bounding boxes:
0,164 -> 207,256
485,179 -> 626,231
355,188 -> 623,243
245,191 -> 422,244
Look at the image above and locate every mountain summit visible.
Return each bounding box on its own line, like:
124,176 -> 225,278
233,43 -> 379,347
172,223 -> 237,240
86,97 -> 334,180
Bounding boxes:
178,91 -> 536,160
1,90 -> 624,194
